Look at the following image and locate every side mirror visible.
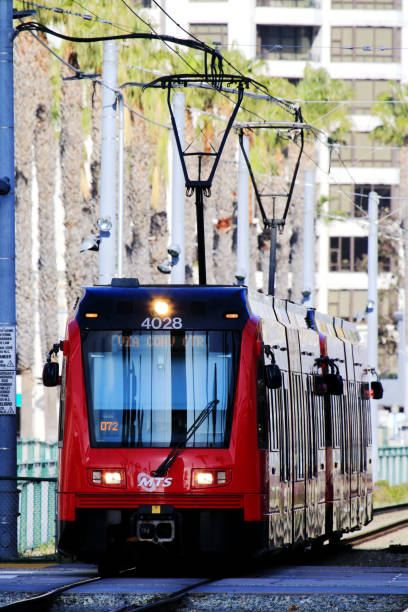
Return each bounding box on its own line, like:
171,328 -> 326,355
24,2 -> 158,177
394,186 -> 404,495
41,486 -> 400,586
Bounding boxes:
371,381 -> 383,400
265,363 -> 282,389
325,372 -> 343,396
313,375 -> 327,395
42,361 -> 59,387
362,381 -> 383,400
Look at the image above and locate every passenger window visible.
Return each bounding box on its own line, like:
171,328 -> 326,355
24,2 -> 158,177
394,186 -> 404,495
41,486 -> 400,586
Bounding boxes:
307,376 -> 318,478
256,354 -> 268,450
293,374 -> 305,480
269,388 -> 280,451
58,357 -> 66,448
279,376 -> 290,482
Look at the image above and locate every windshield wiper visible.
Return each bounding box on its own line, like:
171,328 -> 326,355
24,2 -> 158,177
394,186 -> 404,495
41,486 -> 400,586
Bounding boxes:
152,364 -> 219,478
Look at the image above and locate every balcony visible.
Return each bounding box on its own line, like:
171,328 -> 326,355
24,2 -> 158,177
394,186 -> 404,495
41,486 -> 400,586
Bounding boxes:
257,0 -> 320,6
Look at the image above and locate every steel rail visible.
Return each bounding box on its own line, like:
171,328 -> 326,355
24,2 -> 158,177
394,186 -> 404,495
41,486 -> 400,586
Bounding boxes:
0,575 -> 102,611
345,518 -> 408,547
0,566 -> 138,611
373,502 -> 408,516
107,577 -> 218,612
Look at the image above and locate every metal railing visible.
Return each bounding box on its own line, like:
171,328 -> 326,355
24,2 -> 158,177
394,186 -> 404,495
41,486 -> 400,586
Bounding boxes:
0,441 -> 58,559
378,446 -> 408,486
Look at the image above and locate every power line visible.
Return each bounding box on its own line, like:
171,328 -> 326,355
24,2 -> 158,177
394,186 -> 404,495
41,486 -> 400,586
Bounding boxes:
15,0 -> 132,31
118,0 -> 201,75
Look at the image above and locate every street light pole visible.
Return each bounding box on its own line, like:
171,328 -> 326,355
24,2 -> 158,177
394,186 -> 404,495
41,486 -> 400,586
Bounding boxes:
368,190 -> 379,482
99,41 -> 118,285
302,169 -> 315,306
236,133 -> 249,285
171,91 -> 185,284
0,0 -> 18,559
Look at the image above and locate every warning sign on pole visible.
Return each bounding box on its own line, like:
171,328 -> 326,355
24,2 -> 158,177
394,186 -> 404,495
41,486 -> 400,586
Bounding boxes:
0,326 -> 16,415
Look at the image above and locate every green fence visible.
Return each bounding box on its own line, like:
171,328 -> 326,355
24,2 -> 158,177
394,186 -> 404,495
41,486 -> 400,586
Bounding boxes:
16,440 -> 58,556
378,446 -> 408,486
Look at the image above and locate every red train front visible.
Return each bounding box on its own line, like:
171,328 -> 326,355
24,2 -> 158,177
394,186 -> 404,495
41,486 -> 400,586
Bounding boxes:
55,282 -> 268,569
47,280 -> 375,571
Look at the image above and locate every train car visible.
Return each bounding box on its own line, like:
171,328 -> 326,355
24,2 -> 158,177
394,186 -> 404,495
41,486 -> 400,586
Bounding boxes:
43,279 -> 376,572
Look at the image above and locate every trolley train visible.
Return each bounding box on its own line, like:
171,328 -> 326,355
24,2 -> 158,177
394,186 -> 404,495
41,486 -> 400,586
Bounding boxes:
43,279 -> 380,570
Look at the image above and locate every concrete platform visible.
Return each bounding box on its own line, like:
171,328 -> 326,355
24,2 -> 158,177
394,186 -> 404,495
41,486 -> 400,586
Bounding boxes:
0,564 -> 407,595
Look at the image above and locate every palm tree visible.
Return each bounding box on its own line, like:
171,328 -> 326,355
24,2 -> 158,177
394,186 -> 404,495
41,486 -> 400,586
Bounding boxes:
372,81 -> 408,364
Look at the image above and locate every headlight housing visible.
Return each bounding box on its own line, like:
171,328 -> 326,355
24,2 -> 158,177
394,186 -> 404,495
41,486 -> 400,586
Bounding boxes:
88,469 -> 126,488
191,468 -> 231,488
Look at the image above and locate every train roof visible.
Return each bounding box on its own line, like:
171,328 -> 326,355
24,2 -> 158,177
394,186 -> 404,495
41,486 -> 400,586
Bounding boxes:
75,284 -> 250,330
73,282 -> 361,344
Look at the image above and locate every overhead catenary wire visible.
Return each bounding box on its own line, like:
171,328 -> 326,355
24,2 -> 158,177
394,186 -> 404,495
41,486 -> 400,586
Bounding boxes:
19,6 -> 406,238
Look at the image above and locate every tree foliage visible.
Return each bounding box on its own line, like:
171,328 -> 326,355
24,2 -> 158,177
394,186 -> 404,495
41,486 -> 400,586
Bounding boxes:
371,81 -> 408,146
29,2 -> 351,179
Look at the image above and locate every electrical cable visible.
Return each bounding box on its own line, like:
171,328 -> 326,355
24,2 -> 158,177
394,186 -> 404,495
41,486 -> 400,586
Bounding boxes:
118,0 -> 202,75
149,0 -> 297,116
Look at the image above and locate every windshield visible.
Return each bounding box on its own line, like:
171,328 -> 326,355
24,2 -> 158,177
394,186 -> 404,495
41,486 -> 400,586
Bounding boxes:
83,330 -> 241,448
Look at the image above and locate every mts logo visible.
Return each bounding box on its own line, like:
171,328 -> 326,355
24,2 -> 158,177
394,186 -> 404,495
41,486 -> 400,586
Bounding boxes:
137,472 -> 172,492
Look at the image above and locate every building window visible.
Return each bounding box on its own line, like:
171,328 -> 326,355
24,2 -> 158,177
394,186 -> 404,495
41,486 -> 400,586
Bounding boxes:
330,237 -> 368,272
331,132 -> 396,167
345,80 -> 390,113
331,0 -> 400,8
331,27 -> 400,62
257,0 -> 319,6
328,290 -> 367,321
257,25 -> 319,61
329,184 -> 394,216
189,23 -> 228,47
353,184 -> 392,216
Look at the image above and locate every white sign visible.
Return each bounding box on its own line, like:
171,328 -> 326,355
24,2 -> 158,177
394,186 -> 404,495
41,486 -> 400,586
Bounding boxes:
0,326 -> 16,415
0,373 -> 16,415
0,327 -> 15,369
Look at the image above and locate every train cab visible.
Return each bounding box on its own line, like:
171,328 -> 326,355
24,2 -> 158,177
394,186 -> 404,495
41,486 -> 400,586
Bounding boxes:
46,281 -> 373,569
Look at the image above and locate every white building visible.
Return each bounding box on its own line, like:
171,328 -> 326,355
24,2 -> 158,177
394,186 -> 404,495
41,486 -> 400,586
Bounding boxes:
145,0 -> 402,380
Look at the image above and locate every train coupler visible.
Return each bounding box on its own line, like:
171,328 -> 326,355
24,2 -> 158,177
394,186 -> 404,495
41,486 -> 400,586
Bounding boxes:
130,505 -> 176,544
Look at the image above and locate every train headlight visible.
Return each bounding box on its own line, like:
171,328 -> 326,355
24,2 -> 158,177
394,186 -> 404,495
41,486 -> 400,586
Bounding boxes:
192,469 -> 231,488
104,471 -> 123,485
194,471 -> 214,486
153,300 -> 169,316
89,469 -> 126,488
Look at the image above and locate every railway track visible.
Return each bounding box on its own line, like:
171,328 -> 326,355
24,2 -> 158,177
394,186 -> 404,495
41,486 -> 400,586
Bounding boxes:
3,504 -> 408,611
107,577 -> 218,612
0,568 -> 220,612
345,503 -> 408,547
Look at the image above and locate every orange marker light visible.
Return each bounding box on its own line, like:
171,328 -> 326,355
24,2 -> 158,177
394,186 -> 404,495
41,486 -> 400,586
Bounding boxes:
85,313 -> 99,318
224,313 -> 239,319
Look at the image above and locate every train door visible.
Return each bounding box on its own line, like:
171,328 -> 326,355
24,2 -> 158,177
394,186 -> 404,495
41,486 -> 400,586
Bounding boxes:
272,299 -> 293,547
286,327 -> 306,545
339,392 -> 351,532
279,372 -> 292,546
348,379 -> 361,528
352,342 -> 373,526
265,374 -> 290,549
299,326 -> 325,542
251,296 -> 292,550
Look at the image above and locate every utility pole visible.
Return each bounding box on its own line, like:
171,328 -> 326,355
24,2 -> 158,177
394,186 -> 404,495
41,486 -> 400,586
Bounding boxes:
171,91 -> 185,284
302,169 -> 315,307
236,133 -> 249,285
0,0 -> 18,559
367,190 -> 379,482
393,311 -> 406,411
117,91 -> 124,278
99,41 -> 117,286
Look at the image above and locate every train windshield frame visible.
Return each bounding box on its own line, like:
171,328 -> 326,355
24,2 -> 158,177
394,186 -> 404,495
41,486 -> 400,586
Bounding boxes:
82,329 -> 241,449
